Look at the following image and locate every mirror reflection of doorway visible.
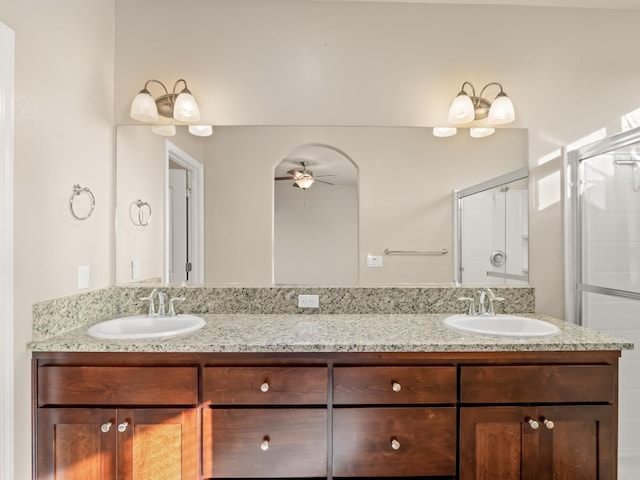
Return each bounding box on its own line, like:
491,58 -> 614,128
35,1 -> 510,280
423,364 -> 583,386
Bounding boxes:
165,141 -> 204,284
274,144 -> 358,285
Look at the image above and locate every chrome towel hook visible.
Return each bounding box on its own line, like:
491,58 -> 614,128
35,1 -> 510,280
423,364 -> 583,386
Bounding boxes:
129,199 -> 152,227
69,184 -> 95,220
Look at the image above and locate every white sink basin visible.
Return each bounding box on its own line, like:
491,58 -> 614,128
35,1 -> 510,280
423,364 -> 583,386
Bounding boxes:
443,314 -> 560,338
87,314 -> 205,339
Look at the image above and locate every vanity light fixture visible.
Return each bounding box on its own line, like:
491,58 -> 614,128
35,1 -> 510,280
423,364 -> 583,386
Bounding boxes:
434,81 -> 515,138
432,127 -> 457,138
130,78 -> 201,123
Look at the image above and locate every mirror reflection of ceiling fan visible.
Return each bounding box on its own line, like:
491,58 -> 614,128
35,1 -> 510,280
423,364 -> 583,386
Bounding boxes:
275,161 -> 336,190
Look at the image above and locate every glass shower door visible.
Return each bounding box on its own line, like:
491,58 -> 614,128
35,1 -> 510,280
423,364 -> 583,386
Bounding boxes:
569,127 -> 640,478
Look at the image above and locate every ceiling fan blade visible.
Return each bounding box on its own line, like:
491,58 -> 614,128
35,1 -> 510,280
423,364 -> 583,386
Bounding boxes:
314,174 -> 337,178
287,169 -> 303,176
316,179 -> 335,185
275,176 -> 294,181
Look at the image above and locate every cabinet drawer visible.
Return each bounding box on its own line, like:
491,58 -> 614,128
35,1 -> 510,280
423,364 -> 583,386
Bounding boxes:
202,366 -> 327,405
460,365 -> 616,404
37,366 -> 198,406
202,408 -> 327,478
333,366 -> 456,404
333,407 -> 456,477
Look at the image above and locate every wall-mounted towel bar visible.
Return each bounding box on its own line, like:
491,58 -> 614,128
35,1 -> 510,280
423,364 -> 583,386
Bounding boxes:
69,184 -> 95,220
486,271 -> 528,282
384,248 -> 448,256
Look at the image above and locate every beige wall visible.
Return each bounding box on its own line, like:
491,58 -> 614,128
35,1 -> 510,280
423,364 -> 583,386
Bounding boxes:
0,1 -> 115,477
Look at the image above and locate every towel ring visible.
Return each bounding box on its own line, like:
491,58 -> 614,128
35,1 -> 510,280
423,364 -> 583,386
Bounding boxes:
129,199 -> 152,227
69,184 -> 95,220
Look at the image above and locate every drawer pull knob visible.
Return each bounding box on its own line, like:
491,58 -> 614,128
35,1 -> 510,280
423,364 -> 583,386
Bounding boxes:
543,418 -> 555,430
100,422 -> 112,433
117,421 -> 129,433
391,438 -> 401,450
526,418 -> 539,430
392,382 -> 402,392
260,382 -> 270,393
261,439 -> 269,451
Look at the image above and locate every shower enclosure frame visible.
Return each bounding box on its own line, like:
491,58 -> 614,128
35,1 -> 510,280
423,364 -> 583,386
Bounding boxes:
566,125 -> 640,324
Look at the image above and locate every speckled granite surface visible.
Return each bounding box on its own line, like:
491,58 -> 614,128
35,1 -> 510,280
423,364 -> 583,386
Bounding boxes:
28,313 -> 633,353
32,285 -> 535,340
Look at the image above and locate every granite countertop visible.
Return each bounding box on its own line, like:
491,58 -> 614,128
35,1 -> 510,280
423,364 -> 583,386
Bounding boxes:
28,313 -> 634,353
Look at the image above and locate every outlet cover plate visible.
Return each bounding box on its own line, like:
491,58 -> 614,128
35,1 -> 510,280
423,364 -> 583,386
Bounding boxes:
298,294 -> 319,308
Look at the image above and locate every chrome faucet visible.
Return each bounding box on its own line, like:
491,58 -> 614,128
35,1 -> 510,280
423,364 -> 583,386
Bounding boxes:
459,288 -> 505,316
139,288 -> 185,317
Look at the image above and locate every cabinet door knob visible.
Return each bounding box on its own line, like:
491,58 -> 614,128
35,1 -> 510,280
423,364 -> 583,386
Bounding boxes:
391,438 -> 401,450
260,382 -> 270,392
391,381 -> 402,392
526,418 -> 539,430
100,422 -> 112,433
260,439 -> 269,451
542,418 -> 555,430
117,421 -> 129,433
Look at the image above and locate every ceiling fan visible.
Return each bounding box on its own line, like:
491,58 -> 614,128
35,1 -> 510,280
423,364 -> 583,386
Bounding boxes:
275,161 -> 335,190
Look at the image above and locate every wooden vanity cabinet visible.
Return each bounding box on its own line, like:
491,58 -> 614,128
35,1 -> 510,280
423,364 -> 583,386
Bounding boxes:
32,351 -> 621,480
34,364 -> 199,480
459,364 -> 618,480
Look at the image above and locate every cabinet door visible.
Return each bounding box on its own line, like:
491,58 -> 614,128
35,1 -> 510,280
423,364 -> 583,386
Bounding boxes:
537,405 -> 616,480
36,408 -> 117,480
117,409 -> 198,480
460,405 -> 616,480
460,406 -> 539,480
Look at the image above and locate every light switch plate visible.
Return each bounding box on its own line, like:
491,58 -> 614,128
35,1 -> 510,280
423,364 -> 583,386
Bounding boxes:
78,265 -> 90,289
131,260 -> 140,280
298,294 -> 319,308
367,255 -> 383,267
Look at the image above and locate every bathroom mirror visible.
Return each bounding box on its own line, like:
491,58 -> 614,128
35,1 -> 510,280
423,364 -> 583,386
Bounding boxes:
454,168 -> 529,285
115,125 -> 529,285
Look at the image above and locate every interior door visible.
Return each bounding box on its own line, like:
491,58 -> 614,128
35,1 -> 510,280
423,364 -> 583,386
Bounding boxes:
168,168 -> 189,284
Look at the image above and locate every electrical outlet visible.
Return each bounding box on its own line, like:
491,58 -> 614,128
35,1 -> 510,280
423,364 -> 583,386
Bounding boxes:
78,265 -> 90,289
367,254 -> 383,267
298,294 -> 319,308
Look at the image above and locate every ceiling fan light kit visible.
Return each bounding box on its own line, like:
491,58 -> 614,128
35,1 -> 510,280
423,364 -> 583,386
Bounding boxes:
275,161 -> 336,190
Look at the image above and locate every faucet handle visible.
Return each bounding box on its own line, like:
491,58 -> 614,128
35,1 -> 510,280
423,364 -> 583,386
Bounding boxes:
168,297 -> 185,317
458,297 -> 476,316
139,294 -> 156,315
487,296 -> 505,316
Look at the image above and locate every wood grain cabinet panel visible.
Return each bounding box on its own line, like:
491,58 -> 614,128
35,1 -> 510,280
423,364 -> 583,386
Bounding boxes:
202,408 -> 327,478
333,407 -> 456,477
36,408 -> 198,480
202,366 -> 327,405
38,366 -> 198,406
460,405 -> 616,480
333,366 -> 457,405
460,365 -> 615,404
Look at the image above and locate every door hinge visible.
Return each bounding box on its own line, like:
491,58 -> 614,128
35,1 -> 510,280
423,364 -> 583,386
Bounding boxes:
185,262 -> 192,272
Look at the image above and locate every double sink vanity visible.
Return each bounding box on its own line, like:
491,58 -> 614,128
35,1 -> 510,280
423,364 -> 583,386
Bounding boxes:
29,285 -> 633,479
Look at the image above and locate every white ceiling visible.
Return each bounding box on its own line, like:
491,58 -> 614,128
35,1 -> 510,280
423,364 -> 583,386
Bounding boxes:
319,0 -> 640,9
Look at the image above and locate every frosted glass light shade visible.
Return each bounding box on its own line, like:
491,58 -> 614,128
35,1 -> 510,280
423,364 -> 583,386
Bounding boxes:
433,127 -> 457,137
151,124 -> 176,136
173,92 -> 200,122
130,91 -> 159,122
295,177 -> 315,189
470,127 -> 495,138
448,94 -> 475,124
189,125 -> 213,137
488,94 -> 515,125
